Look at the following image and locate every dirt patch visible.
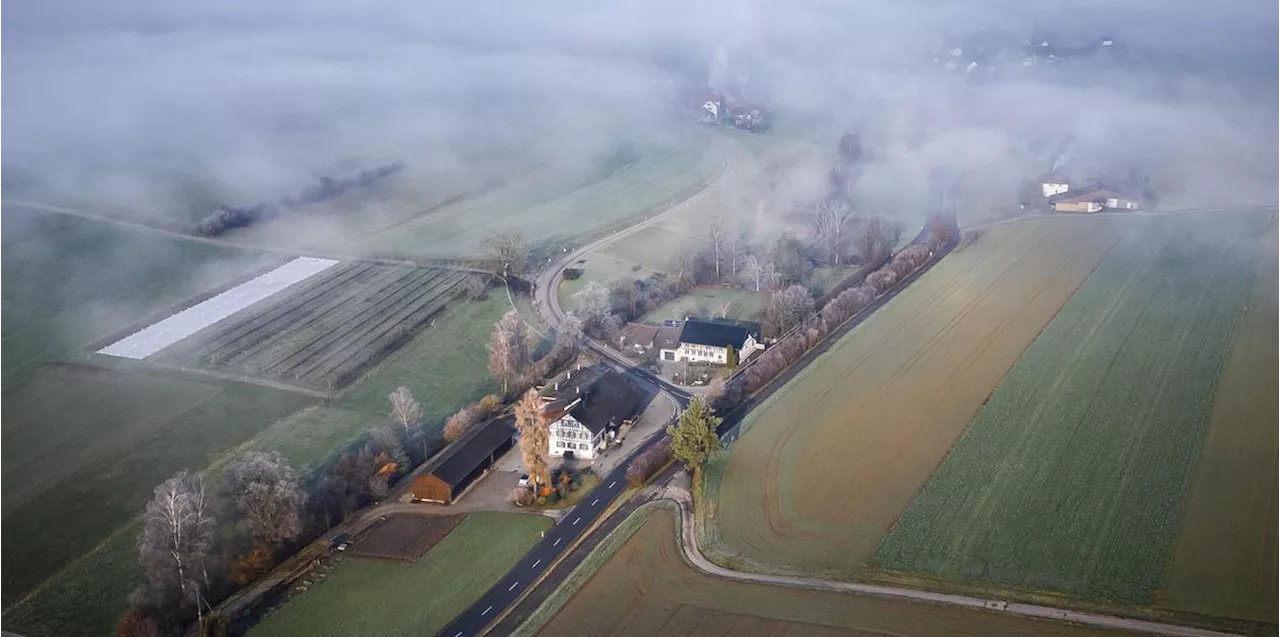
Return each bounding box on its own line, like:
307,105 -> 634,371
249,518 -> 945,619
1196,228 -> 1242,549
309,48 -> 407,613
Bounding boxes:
538,506 -> 1128,637
348,514 -> 466,562
701,216 -> 1123,580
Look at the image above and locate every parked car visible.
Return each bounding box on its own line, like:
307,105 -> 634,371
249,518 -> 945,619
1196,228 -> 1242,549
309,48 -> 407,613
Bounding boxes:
329,533 -> 351,552
518,474 -> 530,487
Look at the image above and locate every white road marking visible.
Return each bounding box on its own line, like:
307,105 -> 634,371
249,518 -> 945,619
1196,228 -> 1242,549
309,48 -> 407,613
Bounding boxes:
532,559 -> 541,568
508,581 -> 519,591
454,632 -> 463,637
553,537 -> 562,547
573,517 -> 581,526
481,606 -> 492,616
608,481 -> 616,488
591,498 -> 599,506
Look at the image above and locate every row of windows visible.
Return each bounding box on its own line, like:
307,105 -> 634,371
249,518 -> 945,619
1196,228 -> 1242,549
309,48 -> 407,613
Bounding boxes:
555,441 -> 591,450
555,429 -> 592,440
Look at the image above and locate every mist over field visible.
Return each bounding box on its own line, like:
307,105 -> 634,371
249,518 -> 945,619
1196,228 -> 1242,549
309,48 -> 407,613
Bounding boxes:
3,0 -> 1275,236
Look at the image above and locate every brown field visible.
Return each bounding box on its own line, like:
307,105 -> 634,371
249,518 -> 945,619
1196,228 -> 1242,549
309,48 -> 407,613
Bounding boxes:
347,514 -> 466,562
700,216 -> 1124,578
538,506 -> 1128,637
1159,216 -> 1279,623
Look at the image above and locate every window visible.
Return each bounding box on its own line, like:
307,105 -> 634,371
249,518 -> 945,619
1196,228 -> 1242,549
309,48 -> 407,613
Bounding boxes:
556,441 -> 563,448
580,443 -> 589,450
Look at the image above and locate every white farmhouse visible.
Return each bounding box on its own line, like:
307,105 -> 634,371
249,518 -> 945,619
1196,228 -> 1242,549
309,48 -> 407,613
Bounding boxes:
543,366 -> 644,461
1040,172 -> 1070,198
659,318 -> 763,366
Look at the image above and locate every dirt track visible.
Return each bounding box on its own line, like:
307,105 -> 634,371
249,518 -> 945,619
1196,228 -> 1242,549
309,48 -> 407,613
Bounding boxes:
538,505 -> 1134,637
703,216 -> 1125,578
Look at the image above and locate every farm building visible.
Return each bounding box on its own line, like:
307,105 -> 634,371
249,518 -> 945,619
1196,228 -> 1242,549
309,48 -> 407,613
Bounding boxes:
618,322 -> 682,354
1039,172 -> 1071,198
543,366 -> 645,460
1050,186 -> 1140,213
660,318 -> 763,366
411,416 -> 515,504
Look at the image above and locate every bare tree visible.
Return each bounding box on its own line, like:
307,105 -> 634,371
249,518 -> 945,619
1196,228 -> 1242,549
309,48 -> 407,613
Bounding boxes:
388,386 -> 421,433
138,471 -> 216,619
570,281 -> 613,337
222,452 -> 307,551
814,198 -> 854,265
726,233 -> 745,279
484,230 -> 527,278
765,285 -> 815,337
487,310 -> 529,394
858,216 -> 888,262
556,313 -> 585,351
708,216 -> 726,281
741,254 -> 763,292
670,245 -> 696,293
717,301 -> 734,318
514,389 -> 551,489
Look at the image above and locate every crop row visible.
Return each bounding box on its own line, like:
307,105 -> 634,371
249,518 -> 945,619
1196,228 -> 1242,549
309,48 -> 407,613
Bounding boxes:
264,271 -> 466,380
218,265 -> 427,367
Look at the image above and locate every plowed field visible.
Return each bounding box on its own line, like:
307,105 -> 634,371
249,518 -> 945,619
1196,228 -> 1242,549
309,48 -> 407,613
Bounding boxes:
1159,212 -> 1278,623
538,506 -> 1125,637
700,216 -> 1122,578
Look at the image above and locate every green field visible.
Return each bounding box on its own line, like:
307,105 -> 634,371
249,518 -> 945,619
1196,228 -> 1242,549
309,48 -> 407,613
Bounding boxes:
244,293 -> 509,470
355,133 -> 719,259
640,288 -> 767,324
1,205 -> 272,384
249,513 -> 551,637
1,363 -> 317,607
874,210 -> 1275,607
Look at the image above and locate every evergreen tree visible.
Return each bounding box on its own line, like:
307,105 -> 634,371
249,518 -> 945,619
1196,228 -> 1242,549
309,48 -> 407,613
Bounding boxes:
667,396 -> 723,473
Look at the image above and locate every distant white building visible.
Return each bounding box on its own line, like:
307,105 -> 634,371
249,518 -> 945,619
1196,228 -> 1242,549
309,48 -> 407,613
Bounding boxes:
1040,172 -> 1070,198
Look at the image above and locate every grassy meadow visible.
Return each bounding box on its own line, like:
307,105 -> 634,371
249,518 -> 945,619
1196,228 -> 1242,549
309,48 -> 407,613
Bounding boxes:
248,513 -> 550,637
874,210 -> 1275,613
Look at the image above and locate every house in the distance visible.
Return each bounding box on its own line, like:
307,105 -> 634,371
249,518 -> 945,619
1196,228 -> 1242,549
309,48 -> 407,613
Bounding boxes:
542,366 -> 645,461
660,318 -> 763,366
618,322 -> 682,355
1050,184 -> 1140,213
1039,172 -> 1071,197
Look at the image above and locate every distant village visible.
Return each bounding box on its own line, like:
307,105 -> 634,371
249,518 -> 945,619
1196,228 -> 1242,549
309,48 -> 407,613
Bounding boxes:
930,30 -> 1119,78
689,88 -> 772,133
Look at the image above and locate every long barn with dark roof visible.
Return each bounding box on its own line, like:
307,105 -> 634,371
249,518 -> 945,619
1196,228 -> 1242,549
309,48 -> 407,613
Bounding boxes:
410,415 -> 515,504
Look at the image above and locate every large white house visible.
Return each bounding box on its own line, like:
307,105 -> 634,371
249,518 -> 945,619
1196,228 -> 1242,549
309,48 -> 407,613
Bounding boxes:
1040,172 -> 1070,198
659,318 -> 763,366
543,366 -> 644,461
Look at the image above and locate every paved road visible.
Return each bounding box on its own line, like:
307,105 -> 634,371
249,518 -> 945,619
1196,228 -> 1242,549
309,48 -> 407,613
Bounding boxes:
435,433 -> 670,637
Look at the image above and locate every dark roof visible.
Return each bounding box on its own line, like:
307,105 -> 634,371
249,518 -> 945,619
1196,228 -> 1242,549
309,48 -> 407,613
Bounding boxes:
655,324 -> 682,349
1049,185 -> 1127,204
678,318 -> 760,349
568,371 -> 644,434
1038,172 -> 1070,184
422,416 -> 515,487
620,323 -> 658,348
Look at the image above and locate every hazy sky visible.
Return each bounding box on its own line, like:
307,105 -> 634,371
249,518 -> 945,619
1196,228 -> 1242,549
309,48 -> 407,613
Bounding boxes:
3,0 -> 1276,214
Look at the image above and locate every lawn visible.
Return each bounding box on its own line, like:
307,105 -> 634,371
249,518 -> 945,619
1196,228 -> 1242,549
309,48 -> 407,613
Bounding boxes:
535,503 -> 1129,637
1,204 -> 273,384
1157,213 -> 1278,623
248,512 -> 551,637
556,253 -> 658,311
639,288 -> 767,325
699,216 -> 1123,580
356,133 -> 719,259
0,363 -> 318,606
874,210 -> 1274,609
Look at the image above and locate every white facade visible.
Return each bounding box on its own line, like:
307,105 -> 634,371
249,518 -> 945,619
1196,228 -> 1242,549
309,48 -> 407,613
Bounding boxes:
1105,197 -> 1137,210
702,101 -> 720,120
1042,181 -> 1069,197
660,334 -> 761,366
548,413 -> 604,460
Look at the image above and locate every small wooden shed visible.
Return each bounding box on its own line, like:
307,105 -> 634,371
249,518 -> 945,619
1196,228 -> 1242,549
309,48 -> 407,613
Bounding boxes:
412,416 -> 515,504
